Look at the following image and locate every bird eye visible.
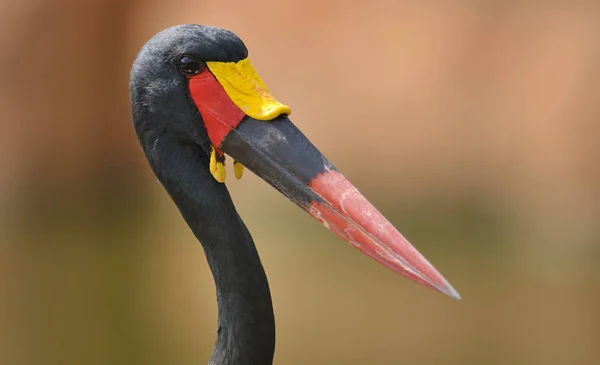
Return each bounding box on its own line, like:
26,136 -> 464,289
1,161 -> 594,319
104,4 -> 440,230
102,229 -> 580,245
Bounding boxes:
179,55 -> 203,75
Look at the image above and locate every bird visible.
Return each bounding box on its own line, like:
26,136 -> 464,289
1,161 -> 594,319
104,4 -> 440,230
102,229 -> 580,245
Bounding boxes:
130,24 -> 460,365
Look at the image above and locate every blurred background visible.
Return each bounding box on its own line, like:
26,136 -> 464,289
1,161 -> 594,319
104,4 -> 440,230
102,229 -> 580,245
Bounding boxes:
1,1 -> 599,364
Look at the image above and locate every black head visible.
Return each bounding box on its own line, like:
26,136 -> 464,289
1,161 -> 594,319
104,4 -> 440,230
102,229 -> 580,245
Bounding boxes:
130,24 -> 248,156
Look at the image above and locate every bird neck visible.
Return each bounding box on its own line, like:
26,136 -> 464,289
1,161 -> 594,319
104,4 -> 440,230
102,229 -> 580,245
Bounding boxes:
202,219 -> 276,365
148,139 -> 275,365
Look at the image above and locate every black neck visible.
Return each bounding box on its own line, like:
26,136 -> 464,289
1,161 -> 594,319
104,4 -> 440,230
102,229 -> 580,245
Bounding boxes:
148,138 -> 275,365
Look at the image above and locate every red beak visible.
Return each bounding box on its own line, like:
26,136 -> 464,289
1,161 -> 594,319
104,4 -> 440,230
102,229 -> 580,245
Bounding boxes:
219,116 -> 460,300
309,170 -> 460,298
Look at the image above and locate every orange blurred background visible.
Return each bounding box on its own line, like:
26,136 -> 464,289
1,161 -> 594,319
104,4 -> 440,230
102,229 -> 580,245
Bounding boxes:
1,2 -> 599,364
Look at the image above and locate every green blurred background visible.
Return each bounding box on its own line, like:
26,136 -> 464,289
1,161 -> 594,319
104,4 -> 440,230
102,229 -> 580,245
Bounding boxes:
1,2 -> 599,364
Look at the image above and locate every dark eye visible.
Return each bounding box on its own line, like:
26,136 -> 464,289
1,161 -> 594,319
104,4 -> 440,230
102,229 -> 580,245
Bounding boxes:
179,55 -> 203,75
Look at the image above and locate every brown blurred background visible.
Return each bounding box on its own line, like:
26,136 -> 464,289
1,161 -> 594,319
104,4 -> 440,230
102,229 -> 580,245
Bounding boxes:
1,1 -> 599,364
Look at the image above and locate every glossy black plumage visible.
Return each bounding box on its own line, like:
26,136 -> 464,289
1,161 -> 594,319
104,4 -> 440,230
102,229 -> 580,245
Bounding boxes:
130,25 -> 275,365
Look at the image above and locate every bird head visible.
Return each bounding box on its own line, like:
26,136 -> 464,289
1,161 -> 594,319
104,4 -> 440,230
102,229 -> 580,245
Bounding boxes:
130,24 -> 460,300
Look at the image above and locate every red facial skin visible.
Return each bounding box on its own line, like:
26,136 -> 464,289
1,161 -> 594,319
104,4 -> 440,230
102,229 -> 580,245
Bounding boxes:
187,69 -> 245,152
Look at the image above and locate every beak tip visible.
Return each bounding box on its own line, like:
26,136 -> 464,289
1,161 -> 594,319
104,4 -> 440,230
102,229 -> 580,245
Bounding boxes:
437,281 -> 461,300
445,287 -> 462,301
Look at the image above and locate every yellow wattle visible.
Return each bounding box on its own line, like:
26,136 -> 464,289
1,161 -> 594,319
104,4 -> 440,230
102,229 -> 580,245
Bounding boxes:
209,146 -> 226,183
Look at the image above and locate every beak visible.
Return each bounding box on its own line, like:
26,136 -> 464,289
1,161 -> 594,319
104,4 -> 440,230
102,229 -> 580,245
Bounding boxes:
186,57 -> 459,299
220,116 -> 461,300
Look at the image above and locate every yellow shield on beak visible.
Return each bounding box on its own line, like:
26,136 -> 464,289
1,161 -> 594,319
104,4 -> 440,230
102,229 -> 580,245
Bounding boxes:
206,58 -> 292,120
